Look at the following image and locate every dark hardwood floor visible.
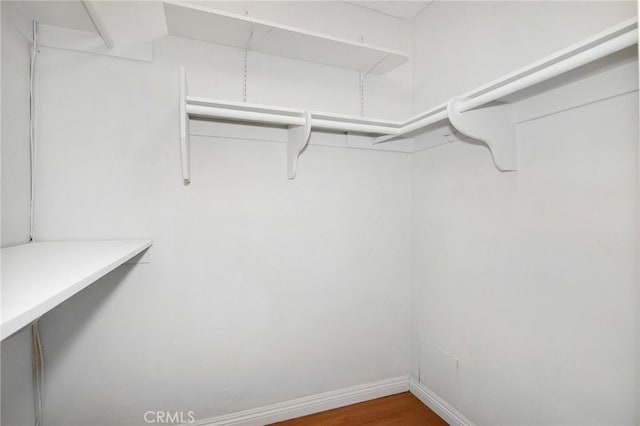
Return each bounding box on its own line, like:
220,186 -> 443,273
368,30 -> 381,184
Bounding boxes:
270,392 -> 448,425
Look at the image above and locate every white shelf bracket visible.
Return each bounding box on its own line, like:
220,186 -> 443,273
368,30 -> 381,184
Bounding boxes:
180,66 -> 191,185
447,96 -> 518,172
81,0 -> 114,49
287,112 -> 312,179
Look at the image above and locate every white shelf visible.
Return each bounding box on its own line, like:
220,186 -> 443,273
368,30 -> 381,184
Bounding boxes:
1,240 -> 152,341
163,1 -> 409,74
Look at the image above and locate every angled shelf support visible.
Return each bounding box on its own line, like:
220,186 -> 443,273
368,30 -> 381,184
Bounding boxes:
13,1 -> 153,61
287,112 -> 312,179
81,0 -> 114,49
447,97 -> 517,171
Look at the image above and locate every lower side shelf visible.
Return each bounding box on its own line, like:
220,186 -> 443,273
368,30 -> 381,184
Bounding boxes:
1,239 -> 152,341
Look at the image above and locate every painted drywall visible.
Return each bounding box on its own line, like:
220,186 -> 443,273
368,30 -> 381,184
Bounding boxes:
412,84 -> 638,426
17,10 -> 412,426
1,1 -> 31,247
412,1 -> 637,110
410,2 -> 639,424
1,3 -> 37,426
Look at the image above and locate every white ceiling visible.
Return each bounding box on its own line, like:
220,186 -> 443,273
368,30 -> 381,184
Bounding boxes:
344,1 -> 431,19
15,1 -> 97,33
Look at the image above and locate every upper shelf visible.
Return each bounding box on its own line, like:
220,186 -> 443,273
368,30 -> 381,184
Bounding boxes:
163,1 -> 409,74
1,240 -> 152,341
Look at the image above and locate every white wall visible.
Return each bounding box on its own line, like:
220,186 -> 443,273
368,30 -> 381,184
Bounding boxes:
1,3 -> 37,425
24,13 -> 412,426
1,1 -> 31,247
410,2 -> 639,424
412,1 -> 637,110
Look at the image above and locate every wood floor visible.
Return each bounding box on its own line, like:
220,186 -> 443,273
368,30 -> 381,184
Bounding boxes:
271,392 -> 448,425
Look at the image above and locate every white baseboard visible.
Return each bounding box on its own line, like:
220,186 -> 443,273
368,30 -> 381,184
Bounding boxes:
188,376 -> 409,426
409,378 -> 475,426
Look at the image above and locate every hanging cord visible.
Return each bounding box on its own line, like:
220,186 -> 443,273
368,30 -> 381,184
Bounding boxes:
358,53 -> 388,117
29,21 -> 44,426
243,47 -> 249,102
29,21 -> 39,243
359,70 -> 365,117
243,9 -> 254,103
31,320 -> 44,426
358,35 -> 366,117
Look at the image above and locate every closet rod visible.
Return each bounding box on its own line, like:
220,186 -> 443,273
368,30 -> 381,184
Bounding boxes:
458,25 -> 638,113
373,18 -> 638,144
186,105 -> 403,135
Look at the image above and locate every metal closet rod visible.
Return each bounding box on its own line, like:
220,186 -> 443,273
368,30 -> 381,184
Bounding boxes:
185,18 -> 638,142
186,105 -> 404,135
